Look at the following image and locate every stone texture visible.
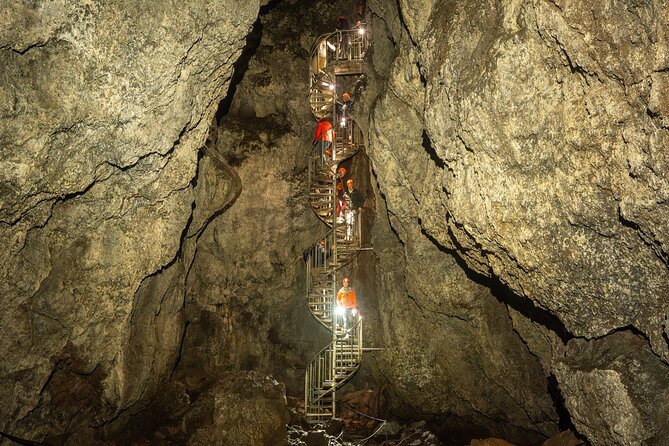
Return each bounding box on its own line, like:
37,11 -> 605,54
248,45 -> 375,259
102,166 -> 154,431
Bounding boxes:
0,0 -> 260,441
365,177 -> 558,445
541,430 -> 584,446
365,0 -> 669,444
112,371 -> 290,445
3,0 -> 668,445
351,6 -> 558,443
368,0 -> 669,355
173,0 -> 350,399
554,331 -> 669,446
186,372 -> 290,446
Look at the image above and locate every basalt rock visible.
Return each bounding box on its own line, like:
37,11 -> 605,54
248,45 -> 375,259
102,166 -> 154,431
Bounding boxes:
3,0 -> 668,444
358,3 -> 560,443
365,0 -> 669,444
0,0 -> 261,441
115,371 -> 290,446
369,0 -> 669,355
186,372 -> 290,446
554,331 -> 669,446
173,0 -> 353,399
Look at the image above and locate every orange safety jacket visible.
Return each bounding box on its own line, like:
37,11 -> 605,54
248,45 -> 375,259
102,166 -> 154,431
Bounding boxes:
336,286 -> 357,309
314,119 -> 334,143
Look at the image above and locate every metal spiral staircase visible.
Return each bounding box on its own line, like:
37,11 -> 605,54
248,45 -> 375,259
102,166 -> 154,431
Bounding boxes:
304,24 -> 370,423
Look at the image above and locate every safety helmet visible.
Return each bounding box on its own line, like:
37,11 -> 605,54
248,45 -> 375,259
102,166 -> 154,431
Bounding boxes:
346,178 -> 355,187
343,92 -> 350,101
337,182 -> 343,190
342,277 -> 350,284
337,167 -> 347,176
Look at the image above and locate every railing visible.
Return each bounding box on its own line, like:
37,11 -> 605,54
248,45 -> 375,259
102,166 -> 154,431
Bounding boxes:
304,317 -> 363,422
309,72 -> 336,120
309,24 -> 370,82
304,22 -> 369,425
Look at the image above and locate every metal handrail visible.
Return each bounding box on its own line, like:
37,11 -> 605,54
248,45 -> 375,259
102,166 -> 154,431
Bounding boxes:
309,71 -> 336,120
304,23 -> 369,425
305,316 -> 363,412
309,25 -> 370,82
304,227 -> 361,333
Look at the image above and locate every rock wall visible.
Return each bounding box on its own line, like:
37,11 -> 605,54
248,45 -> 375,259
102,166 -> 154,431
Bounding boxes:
3,0 -> 667,444
365,0 -> 669,444
0,1 -> 261,442
172,0 -> 353,400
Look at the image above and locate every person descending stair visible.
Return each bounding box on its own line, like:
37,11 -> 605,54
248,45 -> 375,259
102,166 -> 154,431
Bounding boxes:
338,92 -> 354,142
344,178 -> 364,241
314,117 -> 334,162
336,15 -> 350,60
338,92 -> 353,119
335,166 -> 347,223
336,277 -> 358,337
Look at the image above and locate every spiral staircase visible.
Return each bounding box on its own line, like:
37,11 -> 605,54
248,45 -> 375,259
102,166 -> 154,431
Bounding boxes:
304,25 -> 370,423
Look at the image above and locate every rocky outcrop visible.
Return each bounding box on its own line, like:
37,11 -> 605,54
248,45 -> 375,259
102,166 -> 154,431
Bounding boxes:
366,0 -> 669,444
107,371 -> 290,445
0,0 -> 261,441
185,372 -> 290,446
554,332 -> 669,446
366,177 -> 558,444
173,0 -> 348,399
370,0 -> 669,355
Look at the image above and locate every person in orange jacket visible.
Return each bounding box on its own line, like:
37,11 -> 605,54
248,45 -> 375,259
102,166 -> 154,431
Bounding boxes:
336,277 -> 358,335
314,118 -> 334,162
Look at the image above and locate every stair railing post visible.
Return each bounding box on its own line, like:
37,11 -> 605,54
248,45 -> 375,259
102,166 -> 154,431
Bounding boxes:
357,208 -> 362,249
358,316 -> 363,359
305,362 -> 309,415
306,252 -> 311,299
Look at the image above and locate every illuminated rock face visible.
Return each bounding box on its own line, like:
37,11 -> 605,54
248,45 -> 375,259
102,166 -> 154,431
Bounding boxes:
0,0 -> 260,441
2,0 -> 667,444
365,0 -> 669,444
553,332 -> 669,446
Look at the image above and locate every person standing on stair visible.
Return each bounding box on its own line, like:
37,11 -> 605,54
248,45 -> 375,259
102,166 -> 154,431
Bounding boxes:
336,15 -> 350,60
314,117 -> 334,162
339,92 -> 353,119
344,178 -> 364,241
336,277 -> 358,335
338,92 -> 354,143
335,166 -> 347,222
